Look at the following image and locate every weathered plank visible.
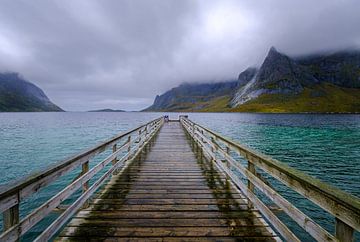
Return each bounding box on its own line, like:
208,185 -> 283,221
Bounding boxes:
59,121 -> 277,241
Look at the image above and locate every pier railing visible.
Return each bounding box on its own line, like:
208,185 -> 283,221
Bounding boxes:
181,117 -> 360,242
0,117 -> 163,242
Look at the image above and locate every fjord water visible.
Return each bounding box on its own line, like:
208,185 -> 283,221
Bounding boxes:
0,112 -> 359,240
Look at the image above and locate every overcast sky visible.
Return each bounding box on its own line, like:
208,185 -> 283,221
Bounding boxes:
0,0 -> 359,111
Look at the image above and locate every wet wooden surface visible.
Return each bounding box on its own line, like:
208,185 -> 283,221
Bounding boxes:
57,121 -> 279,241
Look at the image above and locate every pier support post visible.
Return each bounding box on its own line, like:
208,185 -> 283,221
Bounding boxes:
224,146 -> 231,181
82,161 -> 89,193
112,144 -> 118,165
247,159 -> 255,209
127,136 -> 131,152
3,203 -> 19,232
335,218 -> 354,242
81,161 -> 89,208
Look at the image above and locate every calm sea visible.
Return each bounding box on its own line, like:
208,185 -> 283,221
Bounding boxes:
0,112 -> 359,241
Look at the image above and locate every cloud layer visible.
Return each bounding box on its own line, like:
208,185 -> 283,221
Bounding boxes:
0,0 -> 359,110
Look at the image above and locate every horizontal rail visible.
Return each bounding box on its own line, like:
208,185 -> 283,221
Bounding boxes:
0,117 -> 162,212
181,117 -> 360,242
0,117 -> 163,241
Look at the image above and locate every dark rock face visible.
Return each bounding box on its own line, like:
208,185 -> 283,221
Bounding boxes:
232,47 -> 360,107
144,81 -> 238,111
238,67 -> 257,86
256,47 -> 319,88
297,50 -> 360,88
0,72 -> 63,112
232,47 -> 319,106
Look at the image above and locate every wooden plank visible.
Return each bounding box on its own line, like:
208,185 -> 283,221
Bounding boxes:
74,210 -> 263,219
184,122 -> 298,241
58,121 -> 277,241
60,226 -> 275,237
34,120 -> 163,242
90,198 -> 248,205
56,236 -> 278,241
67,218 -> 268,227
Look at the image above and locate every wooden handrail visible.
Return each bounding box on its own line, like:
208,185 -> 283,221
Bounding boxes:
0,117 -> 163,241
0,117 -> 162,212
180,117 -> 360,242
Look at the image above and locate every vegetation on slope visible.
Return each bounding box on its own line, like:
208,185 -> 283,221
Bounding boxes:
229,83 -> 360,113
147,83 -> 360,113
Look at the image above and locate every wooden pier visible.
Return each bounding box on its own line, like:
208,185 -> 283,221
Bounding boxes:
0,116 -> 359,241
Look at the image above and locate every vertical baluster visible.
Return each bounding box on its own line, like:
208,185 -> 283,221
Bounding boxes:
138,129 -> 142,143
335,218 -> 354,242
247,157 -> 255,209
3,203 -> 19,239
225,146 -> 231,180
112,144 -> 117,165
82,161 -> 89,193
81,161 -> 89,208
211,137 -> 215,153
127,135 -> 131,153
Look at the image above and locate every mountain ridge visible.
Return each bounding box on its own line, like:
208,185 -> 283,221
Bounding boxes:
145,47 -> 360,113
0,72 -> 63,112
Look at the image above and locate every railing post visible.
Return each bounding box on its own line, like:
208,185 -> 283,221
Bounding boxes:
335,218 -> 354,242
127,136 -> 131,153
3,203 -> 19,233
82,161 -> 89,193
112,144 -> 118,165
210,137 -> 215,153
138,129 -> 142,143
247,158 -> 255,209
225,146 -> 231,180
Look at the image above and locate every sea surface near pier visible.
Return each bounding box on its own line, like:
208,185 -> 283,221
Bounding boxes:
0,112 -> 359,240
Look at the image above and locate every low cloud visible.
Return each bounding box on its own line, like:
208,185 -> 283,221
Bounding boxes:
0,0 -> 359,110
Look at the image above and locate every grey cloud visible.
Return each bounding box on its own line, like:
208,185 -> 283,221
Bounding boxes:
0,0 -> 359,111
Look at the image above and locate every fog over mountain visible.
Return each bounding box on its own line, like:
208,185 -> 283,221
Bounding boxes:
0,0 -> 359,111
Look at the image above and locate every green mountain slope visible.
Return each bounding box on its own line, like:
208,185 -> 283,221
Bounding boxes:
144,81 -> 238,111
0,72 -> 63,112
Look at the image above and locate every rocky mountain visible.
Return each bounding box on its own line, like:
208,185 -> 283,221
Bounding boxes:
231,47 -> 320,106
145,47 -> 360,113
144,81 -> 239,112
88,109 -> 125,112
0,72 -> 63,112
297,50 -> 360,88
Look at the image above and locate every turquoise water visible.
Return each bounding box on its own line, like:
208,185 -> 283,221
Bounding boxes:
0,112 -> 359,240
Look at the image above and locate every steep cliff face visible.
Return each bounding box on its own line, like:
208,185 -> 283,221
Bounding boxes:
297,50 -> 360,88
231,47 -> 319,106
0,72 -> 63,112
144,81 -> 239,111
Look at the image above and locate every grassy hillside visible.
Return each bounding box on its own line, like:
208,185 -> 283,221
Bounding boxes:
154,83 -> 360,113
229,83 -> 360,113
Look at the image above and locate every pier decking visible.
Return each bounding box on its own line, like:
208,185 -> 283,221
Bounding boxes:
58,121 -> 278,241
0,116 -> 359,242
